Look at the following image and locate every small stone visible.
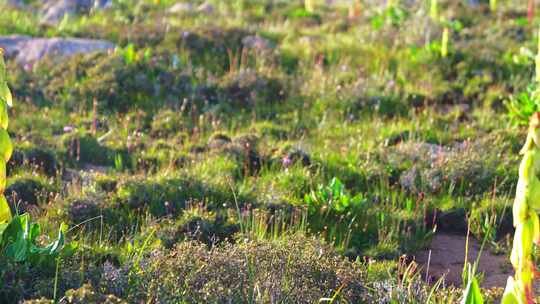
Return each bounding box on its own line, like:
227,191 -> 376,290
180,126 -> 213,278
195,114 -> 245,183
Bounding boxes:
168,2 -> 194,13
40,0 -> 111,25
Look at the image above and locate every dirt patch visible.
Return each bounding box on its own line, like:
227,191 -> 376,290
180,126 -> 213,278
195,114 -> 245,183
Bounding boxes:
415,233 -> 511,288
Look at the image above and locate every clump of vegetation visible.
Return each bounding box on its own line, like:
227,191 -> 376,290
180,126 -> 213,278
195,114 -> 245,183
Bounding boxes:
304,177 -> 366,248
0,50 -> 67,303
131,235 -> 367,303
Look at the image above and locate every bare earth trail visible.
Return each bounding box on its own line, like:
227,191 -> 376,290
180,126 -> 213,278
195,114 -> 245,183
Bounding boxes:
415,233 -> 511,288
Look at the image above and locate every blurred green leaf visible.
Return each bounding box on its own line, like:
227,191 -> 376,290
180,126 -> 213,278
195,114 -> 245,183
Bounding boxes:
461,264 -> 484,304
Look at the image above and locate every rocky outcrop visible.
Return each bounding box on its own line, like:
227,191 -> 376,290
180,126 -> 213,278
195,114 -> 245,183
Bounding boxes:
40,0 -> 112,25
0,35 -> 114,66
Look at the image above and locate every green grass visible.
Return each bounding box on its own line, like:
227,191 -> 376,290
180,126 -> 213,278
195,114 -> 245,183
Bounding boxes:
0,0 -> 537,302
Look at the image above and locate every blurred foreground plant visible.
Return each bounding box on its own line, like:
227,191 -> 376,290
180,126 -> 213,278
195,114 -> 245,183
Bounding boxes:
0,48 -> 11,225
461,263 -> 484,304
305,0 -> 314,13
490,0 -> 497,12
501,113 -> 540,304
430,0 -> 438,21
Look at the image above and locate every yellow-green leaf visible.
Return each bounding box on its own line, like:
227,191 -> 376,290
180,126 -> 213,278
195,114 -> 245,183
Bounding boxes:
461,265 -> 484,304
502,277 -> 526,304
0,82 -> 12,107
0,195 -> 10,223
0,161 -> 6,194
531,211 -> 540,244
0,128 -> 12,162
0,49 -> 5,82
0,100 -> 8,130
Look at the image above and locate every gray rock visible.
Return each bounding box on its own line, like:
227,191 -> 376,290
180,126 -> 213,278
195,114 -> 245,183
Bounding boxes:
41,0 -> 86,24
0,36 -> 115,66
0,35 -> 32,58
40,0 -> 111,25
3,0 -> 26,8
167,2 -> 213,15
168,2 -> 194,13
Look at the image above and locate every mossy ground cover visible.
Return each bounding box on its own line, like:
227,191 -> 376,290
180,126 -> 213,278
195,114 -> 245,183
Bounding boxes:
0,0 -> 538,302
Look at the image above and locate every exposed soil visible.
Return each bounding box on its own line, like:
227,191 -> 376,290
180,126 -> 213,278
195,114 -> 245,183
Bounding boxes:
415,233 -> 511,288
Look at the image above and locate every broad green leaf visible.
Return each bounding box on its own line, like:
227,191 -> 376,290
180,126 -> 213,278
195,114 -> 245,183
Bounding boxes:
45,222 -> 66,255
461,271 -> 484,304
3,214 -> 31,262
2,214 -> 66,266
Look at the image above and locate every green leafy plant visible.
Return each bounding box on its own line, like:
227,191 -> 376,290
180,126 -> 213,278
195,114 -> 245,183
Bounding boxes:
460,224 -> 489,304
0,49 -> 66,268
501,113 -> 540,304
304,177 -> 366,249
304,177 -> 365,214
502,29 -> 540,304
506,29 -> 540,125
118,43 -> 152,66
461,263 -> 484,304
506,84 -> 540,125
371,5 -> 408,30
1,214 -> 66,266
0,48 -> 12,225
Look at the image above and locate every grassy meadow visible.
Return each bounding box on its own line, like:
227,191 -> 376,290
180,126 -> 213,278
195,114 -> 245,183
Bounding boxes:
0,0 -> 538,303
